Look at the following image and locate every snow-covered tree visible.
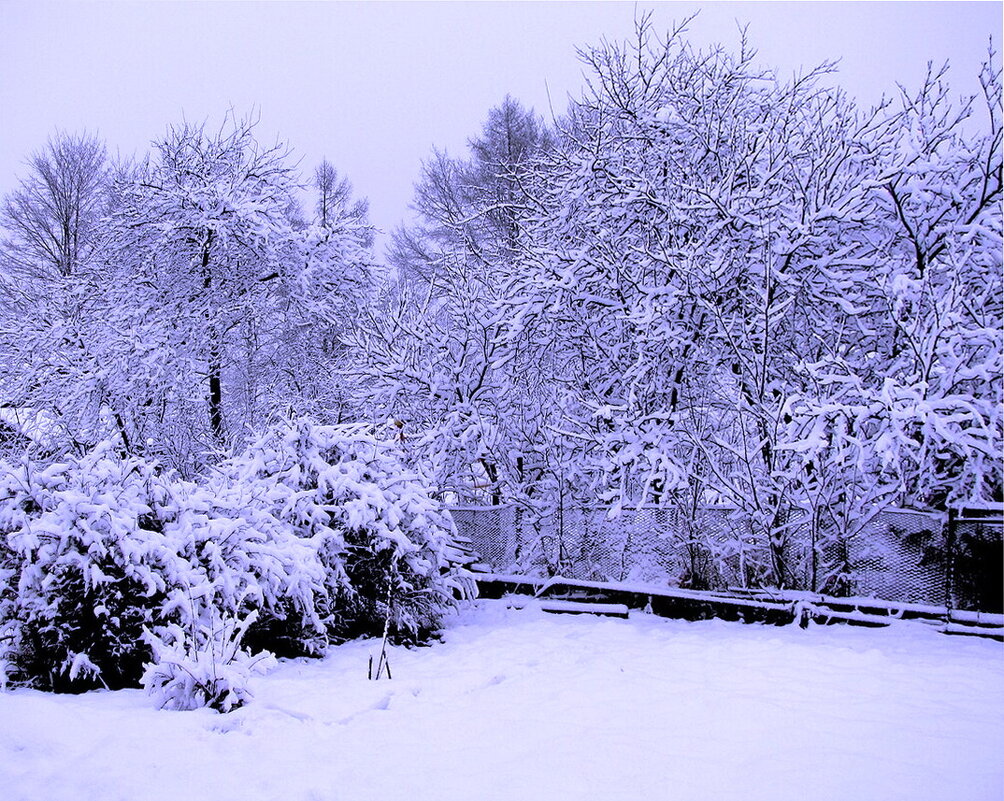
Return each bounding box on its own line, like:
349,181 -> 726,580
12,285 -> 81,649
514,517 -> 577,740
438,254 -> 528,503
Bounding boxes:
785,54 -> 1002,516
0,131 -> 113,461
314,158 -> 372,244
502,19 -> 1001,587
104,116 -> 306,452
9,114 -> 380,474
351,99 -> 553,504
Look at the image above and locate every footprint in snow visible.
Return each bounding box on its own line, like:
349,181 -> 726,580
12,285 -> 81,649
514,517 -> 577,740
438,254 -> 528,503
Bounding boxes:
336,692 -> 394,725
261,703 -> 315,723
207,716 -> 246,735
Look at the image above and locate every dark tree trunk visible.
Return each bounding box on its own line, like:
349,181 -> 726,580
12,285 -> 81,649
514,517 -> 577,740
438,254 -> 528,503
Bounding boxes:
208,339 -> 224,445
200,232 -> 225,446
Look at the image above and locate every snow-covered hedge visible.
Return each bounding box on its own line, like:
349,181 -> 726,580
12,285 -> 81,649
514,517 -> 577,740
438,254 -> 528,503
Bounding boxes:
164,475 -> 329,660
0,419 -> 470,705
0,448 -> 179,691
218,419 -> 465,644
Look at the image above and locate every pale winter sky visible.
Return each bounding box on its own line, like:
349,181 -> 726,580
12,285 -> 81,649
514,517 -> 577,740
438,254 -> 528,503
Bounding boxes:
0,1 -> 1000,257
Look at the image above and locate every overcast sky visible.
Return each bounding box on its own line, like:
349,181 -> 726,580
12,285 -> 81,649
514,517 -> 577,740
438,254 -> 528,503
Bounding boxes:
1,1 -> 1000,257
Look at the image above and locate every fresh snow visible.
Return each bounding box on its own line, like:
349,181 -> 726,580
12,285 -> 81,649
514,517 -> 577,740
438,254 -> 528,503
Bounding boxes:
1,600 -> 1002,801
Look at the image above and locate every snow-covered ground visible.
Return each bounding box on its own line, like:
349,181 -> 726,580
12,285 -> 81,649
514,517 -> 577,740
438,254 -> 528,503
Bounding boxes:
1,600 -> 1001,801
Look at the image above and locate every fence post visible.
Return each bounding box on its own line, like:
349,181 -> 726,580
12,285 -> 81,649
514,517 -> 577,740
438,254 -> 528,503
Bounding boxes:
810,508 -> 818,594
945,507 -> 957,620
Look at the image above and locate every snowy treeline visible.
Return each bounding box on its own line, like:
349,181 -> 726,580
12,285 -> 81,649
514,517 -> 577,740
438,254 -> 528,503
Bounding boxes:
0,18 -> 1001,686
0,420 -> 466,704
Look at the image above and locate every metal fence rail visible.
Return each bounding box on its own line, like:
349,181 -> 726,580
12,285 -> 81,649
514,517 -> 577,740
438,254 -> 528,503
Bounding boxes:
448,504 -> 1003,613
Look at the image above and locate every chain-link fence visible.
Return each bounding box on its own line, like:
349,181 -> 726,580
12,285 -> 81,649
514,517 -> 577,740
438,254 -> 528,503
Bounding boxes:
947,509 -> 1004,613
449,503 -> 1003,612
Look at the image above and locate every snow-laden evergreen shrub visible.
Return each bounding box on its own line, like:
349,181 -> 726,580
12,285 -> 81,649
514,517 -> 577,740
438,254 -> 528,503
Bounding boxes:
220,419 -> 465,643
134,477 -> 313,709
0,419 -> 472,705
162,477 -> 329,659
0,448 -> 181,691
142,607 -> 276,712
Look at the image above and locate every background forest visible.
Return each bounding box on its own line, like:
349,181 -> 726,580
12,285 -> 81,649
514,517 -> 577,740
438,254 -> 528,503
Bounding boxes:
0,20 -> 1000,698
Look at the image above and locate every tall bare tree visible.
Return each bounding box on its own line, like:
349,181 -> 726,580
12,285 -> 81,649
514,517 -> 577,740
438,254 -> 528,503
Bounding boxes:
1,130 -> 107,282
314,159 -> 372,246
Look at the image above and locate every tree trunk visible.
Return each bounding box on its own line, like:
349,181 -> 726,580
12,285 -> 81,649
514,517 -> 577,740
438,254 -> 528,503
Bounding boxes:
200,232 -> 225,446
208,338 -> 224,445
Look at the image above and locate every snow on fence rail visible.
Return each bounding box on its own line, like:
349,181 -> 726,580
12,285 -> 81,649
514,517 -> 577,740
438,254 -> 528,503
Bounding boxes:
447,504 -> 1003,613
